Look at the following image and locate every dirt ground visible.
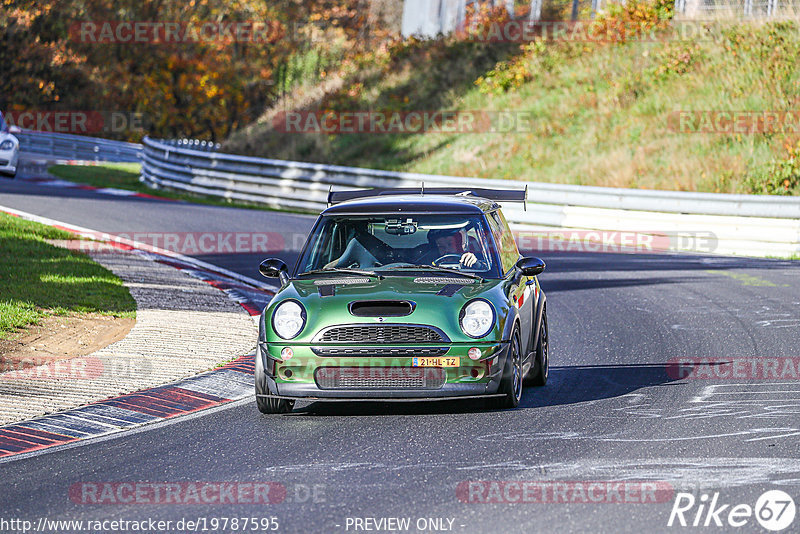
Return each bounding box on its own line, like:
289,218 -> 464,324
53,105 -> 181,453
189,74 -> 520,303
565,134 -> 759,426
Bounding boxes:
0,314 -> 135,373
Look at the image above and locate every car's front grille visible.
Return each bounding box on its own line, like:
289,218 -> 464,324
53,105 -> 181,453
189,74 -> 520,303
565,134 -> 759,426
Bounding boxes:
315,367 -> 446,390
0,159 -> 8,165
315,325 -> 447,344
311,347 -> 448,357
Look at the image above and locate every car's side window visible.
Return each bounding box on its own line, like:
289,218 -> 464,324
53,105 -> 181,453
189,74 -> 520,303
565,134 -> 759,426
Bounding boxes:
486,211 -> 507,274
488,210 -> 520,275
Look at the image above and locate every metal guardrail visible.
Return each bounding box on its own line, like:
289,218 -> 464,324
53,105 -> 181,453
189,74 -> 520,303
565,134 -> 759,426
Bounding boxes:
16,130 -> 142,163
155,138 -> 222,152
141,136 -> 800,257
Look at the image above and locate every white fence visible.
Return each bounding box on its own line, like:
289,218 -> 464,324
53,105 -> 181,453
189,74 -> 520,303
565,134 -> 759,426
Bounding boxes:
15,130 -> 142,163
140,136 -> 800,258
676,0 -> 800,16
398,0 -> 800,33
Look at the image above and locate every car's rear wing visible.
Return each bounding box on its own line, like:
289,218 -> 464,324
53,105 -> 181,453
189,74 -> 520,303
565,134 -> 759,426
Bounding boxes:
327,186 -> 528,209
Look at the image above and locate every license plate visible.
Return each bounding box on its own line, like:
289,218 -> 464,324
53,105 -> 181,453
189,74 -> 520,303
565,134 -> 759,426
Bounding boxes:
412,357 -> 459,367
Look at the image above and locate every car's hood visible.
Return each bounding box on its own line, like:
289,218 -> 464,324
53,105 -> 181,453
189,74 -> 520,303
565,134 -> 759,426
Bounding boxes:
265,275 -> 508,343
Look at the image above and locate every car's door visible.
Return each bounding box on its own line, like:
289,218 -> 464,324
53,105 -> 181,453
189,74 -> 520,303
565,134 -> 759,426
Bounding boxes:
487,209 -> 533,356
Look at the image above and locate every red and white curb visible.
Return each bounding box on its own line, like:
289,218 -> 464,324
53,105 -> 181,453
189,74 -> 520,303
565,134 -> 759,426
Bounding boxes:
16,158 -> 172,202
23,175 -> 175,202
0,205 -> 277,460
0,357 -> 255,460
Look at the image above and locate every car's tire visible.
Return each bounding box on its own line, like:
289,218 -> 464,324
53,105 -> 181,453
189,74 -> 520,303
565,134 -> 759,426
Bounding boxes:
256,395 -> 294,414
488,327 -> 523,410
255,352 -> 294,414
529,310 -> 549,387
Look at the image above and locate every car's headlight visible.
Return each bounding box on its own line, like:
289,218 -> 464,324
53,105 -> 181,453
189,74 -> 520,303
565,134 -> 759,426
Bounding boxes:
460,299 -> 495,338
0,140 -> 14,151
272,300 -> 306,339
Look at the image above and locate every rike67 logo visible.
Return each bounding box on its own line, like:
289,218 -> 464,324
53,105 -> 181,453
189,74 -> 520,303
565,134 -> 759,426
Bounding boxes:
668,490 -> 796,531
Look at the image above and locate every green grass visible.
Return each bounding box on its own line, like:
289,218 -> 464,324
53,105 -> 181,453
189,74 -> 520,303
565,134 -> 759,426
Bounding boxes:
48,163 -> 144,191
0,213 -> 136,339
47,163 -> 313,213
224,17 -> 800,195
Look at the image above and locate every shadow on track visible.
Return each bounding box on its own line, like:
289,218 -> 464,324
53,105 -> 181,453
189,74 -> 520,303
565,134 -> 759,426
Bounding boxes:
532,251 -> 798,274
277,363 -> 683,417
519,363 -> 682,409
541,275 -> 706,293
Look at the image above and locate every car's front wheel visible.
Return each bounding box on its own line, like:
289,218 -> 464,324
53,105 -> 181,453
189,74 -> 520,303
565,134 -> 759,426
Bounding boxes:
489,327 -> 523,410
256,395 -> 294,414
255,352 -> 294,414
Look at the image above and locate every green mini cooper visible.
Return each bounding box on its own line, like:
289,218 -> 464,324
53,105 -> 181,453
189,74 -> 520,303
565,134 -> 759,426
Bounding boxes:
255,188 -> 548,413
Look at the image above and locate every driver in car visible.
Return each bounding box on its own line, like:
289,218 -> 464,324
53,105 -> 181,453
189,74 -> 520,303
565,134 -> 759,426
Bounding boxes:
417,227 -> 480,267
324,225 -> 482,270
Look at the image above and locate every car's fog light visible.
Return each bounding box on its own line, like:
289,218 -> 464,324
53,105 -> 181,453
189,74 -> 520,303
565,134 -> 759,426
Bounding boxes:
284,369 -> 293,378
468,347 -> 482,360
470,368 -> 480,378
280,347 -> 294,361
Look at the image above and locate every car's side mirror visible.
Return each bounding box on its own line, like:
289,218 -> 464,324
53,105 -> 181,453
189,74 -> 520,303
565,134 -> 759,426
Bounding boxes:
259,258 -> 289,285
516,257 -> 545,276
7,125 -> 21,134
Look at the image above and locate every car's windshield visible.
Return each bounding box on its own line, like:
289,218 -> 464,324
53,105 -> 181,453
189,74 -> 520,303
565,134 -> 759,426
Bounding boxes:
0,112 -> 6,133
296,214 -> 500,278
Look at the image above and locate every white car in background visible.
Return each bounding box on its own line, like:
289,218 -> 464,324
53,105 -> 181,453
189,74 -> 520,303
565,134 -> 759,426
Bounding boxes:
0,111 -> 20,178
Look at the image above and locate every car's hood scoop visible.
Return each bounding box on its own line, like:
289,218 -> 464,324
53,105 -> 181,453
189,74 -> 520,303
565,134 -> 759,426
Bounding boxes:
349,300 -> 415,317
314,277 -> 373,297
313,277 -> 372,286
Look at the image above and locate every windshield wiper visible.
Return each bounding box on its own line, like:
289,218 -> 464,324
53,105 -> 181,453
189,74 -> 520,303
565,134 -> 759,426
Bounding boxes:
298,267 -> 382,279
383,264 -> 483,281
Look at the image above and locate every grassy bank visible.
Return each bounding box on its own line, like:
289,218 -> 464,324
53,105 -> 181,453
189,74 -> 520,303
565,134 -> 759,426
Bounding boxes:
224,4 -> 800,195
0,213 -> 136,339
48,163 -> 213,204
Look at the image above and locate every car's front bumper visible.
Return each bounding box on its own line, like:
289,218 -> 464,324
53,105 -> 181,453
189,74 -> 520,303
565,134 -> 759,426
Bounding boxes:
257,341 -> 509,400
0,150 -> 18,176
263,381 -> 501,400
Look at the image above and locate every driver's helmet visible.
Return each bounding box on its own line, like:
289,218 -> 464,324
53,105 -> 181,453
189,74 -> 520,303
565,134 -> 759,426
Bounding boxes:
428,227 -> 464,250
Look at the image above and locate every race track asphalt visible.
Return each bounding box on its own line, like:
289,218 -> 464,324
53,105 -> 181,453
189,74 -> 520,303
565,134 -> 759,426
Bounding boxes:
1,164 -> 799,533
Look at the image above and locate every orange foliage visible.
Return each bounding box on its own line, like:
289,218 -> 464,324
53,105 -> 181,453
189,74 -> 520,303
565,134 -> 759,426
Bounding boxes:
1,0 -> 381,141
